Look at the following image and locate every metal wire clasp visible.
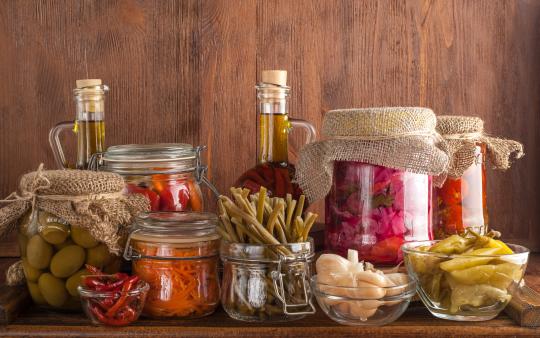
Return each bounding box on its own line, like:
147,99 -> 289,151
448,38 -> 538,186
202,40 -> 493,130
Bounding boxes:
270,253 -> 316,316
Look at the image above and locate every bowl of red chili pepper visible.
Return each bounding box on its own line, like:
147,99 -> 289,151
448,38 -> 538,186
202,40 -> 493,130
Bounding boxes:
78,266 -> 149,326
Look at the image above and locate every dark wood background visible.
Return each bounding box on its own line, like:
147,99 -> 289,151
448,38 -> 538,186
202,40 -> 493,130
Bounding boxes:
1,0 -> 539,258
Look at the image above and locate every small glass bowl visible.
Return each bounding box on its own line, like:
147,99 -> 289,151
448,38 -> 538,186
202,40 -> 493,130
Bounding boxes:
78,278 -> 150,326
402,240 -> 529,321
311,275 -> 416,326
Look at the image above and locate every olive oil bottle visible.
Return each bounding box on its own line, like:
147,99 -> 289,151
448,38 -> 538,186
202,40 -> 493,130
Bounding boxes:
50,79 -> 109,169
236,70 -> 316,199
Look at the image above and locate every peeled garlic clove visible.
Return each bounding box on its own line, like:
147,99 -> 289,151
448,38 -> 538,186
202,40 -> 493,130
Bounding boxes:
347,249 -> 359,264
385,272 -> 409,286
335,301 -> 350,314
354,270 -> 390,288
316,254 -> 351,277
347,281 -> 386,299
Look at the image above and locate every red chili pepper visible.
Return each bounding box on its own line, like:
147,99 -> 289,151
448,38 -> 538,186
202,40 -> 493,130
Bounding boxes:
258,164 -> 275,185
274,167 -> 286,197
90,303 -> 131,326
97,296 -> 117,310
95,274 -> 129,291
85,264 -> 104,275
116,305 -> 137,322
84,276 -> 107,289
106,276 -> 139,317
242,179 -> 262,194
244,170 -> 267,186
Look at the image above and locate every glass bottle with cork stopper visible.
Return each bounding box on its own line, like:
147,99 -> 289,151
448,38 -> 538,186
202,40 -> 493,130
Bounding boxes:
49,79 -> 108,169
236,70 -> 316,199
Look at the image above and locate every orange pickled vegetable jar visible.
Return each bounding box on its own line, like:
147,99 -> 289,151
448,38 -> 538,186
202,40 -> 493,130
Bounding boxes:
124,212 -> 220,318
434,115 -> 523,238
434,143 -> 488,237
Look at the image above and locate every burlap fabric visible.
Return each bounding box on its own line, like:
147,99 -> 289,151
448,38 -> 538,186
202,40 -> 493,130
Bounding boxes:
296,107 -> 449,203
0,165 -> 149,285
437,115 -> 524,179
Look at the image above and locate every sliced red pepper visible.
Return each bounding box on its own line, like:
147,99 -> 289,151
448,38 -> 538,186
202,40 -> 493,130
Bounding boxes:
370,236 -> 404,263
106,276 -> 139,317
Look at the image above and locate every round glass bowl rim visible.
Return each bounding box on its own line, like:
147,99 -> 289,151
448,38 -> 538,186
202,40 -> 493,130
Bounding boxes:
310,275 -> 416,299
77,278 -> 150,298
401,240 -> 530,259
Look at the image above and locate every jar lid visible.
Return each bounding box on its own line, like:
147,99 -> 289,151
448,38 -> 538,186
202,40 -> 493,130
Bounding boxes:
130,211 -> 219,244
99,143 -> 199,175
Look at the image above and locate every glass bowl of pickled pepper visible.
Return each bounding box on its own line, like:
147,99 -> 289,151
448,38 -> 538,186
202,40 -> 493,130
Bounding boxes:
402,231 -> 529,321
78,266 -> 149,326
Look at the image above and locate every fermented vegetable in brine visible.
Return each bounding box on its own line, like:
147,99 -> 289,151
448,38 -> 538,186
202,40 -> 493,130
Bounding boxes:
326,161 -> 432,264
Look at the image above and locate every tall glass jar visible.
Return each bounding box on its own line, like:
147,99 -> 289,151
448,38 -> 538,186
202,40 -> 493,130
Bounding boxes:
325,161 -> 433,265
91,143 -> 218,212
434,143 -> 488,237
220,239 -> 316,322
124,212 -> 221,318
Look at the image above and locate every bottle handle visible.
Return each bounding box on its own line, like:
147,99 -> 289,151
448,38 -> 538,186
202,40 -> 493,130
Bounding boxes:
49,121 -> 74,169
289,118 -> 317,145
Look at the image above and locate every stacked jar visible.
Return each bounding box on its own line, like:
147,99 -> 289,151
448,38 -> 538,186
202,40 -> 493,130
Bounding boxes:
296,108 -> 449,264
90,143 -> 219,212
124,212 -> 221,318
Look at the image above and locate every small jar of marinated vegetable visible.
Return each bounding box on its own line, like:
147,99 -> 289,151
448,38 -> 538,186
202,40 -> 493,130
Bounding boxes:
220,239 -> 316,322
123,212 -> 221,318
90,143 -> 219,212
434,116 -> 524,238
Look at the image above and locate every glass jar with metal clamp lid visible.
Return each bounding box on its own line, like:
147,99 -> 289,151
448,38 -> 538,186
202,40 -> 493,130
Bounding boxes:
90,143 -> 219,212
220,239 -> 316,322
123,212 -> 221,318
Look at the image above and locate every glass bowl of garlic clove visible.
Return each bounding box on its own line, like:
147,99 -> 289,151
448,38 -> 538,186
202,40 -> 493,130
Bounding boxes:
311,249 -> 416,326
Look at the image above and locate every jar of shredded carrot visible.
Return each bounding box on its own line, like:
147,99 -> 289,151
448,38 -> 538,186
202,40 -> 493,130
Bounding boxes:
123,212 -> 220,318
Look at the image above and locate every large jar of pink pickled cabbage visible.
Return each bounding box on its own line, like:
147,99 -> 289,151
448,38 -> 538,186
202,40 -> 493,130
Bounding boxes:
325,161 -> 432,264
296,108 -> 449,265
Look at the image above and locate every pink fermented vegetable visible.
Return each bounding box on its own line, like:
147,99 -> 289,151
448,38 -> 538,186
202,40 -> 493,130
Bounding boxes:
325,161 -> 433,264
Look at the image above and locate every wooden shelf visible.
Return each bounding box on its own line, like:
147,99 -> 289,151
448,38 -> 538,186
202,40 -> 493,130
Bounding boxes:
1,255 -> 539,337
0,304 -> 538,337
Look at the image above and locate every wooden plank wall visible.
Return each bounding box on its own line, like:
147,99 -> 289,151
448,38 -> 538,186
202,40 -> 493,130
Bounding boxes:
1,0 -> 539,257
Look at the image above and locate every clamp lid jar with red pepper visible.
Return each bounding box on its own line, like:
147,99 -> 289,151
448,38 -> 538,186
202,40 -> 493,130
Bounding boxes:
123,211 -> 221,318
90,143 -> 219,212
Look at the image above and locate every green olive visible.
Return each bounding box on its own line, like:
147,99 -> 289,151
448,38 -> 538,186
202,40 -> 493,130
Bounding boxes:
18,233 -> 28,257
54,238 -> 75,251
65,268 -> 90,297
38,273 -> 68,307
71,226 -> 98,248
38,211 -> 70,245
27,282 -> 47,305
22,258 -> 43,282
50,245 -> 86,278
85,244 -> 111,269
26,235 -> 53,269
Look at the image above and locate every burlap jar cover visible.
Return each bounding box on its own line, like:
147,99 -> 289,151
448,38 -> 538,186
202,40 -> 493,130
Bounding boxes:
437,115 -> 524,179
0,165 -> 149,285
296,107 -> 449,203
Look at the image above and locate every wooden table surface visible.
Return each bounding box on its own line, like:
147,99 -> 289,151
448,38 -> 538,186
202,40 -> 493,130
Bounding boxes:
1,255 -> 539,338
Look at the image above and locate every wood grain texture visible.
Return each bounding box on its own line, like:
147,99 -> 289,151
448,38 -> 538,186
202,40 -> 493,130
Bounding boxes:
1,0 -> 540,256
1,303 -> 539,337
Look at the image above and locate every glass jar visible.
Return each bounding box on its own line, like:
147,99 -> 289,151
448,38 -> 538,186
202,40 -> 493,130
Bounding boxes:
91,143 -> 219,212
220,239 -> 316,322
123,212 -> 221,318
434,144 -> 488,237
18,209 -> 120,310
325,161 -> 433,265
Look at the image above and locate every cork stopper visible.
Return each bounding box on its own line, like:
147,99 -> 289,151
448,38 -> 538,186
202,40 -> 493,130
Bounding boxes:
76,79 -> 102,88
261,70 -> 287,87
